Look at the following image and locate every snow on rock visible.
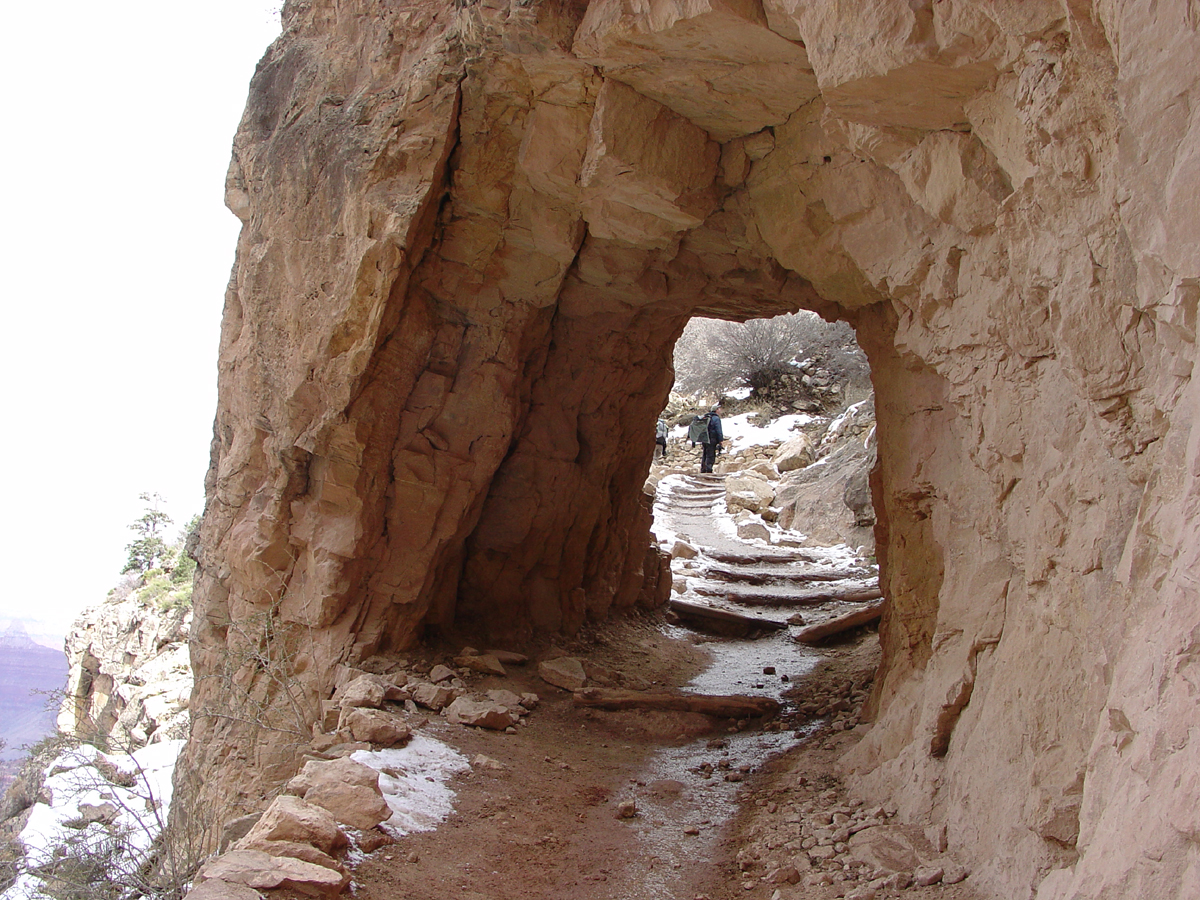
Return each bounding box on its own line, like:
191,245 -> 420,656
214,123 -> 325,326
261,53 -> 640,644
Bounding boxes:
725,414 -> 819,452
2,739 -> 184,900
351,734 -> 470,835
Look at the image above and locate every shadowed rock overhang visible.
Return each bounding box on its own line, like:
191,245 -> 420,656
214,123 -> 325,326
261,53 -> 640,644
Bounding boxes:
179,3 -> 1200,899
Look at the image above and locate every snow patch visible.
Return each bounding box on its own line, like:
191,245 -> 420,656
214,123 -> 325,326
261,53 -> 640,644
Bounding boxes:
2,740 -> 185,900
724,414 -> 820,452
352,734 -> 470,836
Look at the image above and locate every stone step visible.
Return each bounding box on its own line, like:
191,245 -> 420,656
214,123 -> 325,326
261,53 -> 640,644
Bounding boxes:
704,564 -> 871,586
664,488 -> 725,497
704,548 -> 819,566
692,579 -> 879,608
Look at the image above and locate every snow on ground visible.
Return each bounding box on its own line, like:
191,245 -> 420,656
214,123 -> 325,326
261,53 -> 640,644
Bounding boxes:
668,412 -> 820,452
723,413 -> 819,452
353,734 -> 470,836
2,739 -> 184,900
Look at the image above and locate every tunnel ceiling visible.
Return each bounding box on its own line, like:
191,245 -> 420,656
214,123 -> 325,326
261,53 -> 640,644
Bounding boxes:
180,3 -> 1200,900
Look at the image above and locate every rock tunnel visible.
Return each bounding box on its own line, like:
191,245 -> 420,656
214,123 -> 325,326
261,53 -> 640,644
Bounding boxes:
180,1 -> 1200,897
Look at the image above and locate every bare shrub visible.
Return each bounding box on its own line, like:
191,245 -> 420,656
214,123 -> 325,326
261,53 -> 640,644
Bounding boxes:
5,739 -> 206,900
673,313 -> 868,399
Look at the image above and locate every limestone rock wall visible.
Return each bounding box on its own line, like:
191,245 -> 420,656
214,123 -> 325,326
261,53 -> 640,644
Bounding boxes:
181,1 -> 1200,897
59,593 -> 191,749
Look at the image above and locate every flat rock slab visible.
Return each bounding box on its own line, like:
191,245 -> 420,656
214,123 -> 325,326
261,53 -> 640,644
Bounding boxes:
848,823 -> 937,874
454,654 -> 507,676
445,696 -> 520,730
197,850 -> 349,898
669,598 -> 786,636
539,657 -> 587,691
185,879 -> 264,900
573,687 -> 780,719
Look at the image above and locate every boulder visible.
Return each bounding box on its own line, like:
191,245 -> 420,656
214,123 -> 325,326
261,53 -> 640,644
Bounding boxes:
237,795 -> 347,856
746,461 -> 780,480
485,650 -> 529,666
428,664 -> 455,684
671,541 -> 698,559
773,434 -> 815,472
843,458 -> 875,526
304,781 -> 393,831
286,757 -> 380,796
725,473 -> 776,514
339,707 -> 411,746
737,521 -> 771,542
334,675 -> 386,709
219,813 -> 262,852
847,824 -> 931,875
410,682 -> 456,711
283,757 -> 390,830
444,697 -> 520,730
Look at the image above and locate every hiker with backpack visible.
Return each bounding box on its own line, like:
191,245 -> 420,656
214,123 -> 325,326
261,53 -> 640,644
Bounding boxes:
688,404 -> 725,473
655,418 -> 669,459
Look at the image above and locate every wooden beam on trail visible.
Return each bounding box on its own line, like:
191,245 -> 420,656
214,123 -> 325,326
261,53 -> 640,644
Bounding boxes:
574,687 -> 780,719
799,586 -> 883,605
793,603 -> 884,643
669,598 -> 787,635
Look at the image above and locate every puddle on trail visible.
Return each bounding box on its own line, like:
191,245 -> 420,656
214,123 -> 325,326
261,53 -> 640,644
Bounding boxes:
610,625 -> 825,898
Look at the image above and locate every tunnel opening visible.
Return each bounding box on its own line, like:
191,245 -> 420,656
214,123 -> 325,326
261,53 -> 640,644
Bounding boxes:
655,311 -> 875,546
177,6 -> 1191,897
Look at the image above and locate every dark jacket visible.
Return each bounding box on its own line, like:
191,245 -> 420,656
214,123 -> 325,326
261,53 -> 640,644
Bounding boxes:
707,413 -> 724,443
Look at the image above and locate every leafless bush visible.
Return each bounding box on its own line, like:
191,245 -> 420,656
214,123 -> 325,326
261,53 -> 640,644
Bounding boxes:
193,553 -> 320,756
5,737 -> 206,900
673,313 -> 869,398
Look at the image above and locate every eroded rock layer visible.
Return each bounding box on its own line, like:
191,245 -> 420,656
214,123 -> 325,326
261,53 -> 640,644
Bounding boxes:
182,2 -> 1200,898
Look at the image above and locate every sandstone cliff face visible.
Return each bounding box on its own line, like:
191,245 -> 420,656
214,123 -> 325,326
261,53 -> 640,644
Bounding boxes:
183,2 -> 1200,898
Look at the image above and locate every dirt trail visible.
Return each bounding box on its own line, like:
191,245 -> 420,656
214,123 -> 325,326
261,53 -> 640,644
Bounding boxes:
294,474 -> 985,900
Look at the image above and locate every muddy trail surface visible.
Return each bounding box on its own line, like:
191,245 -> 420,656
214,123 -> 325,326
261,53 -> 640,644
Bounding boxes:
281,475 -> 984,900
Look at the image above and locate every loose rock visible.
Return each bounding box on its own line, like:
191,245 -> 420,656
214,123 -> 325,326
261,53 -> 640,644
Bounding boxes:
538,657 -> 587,691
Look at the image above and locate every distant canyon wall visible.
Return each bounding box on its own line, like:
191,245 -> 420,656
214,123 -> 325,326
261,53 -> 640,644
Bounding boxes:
181,2 -> 1200,897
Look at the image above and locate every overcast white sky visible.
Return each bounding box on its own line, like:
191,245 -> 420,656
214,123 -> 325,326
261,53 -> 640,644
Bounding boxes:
0,2 -> 282,642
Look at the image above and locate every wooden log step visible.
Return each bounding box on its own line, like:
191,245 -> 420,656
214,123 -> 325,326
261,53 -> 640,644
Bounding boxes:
691,582 -> 879,607
704,566 -> 866,586
793,602 -> 884,643
574,687 -> 780,719
704,549 -> 820,566
669,598 -> 787,635
799,587 -> 883,605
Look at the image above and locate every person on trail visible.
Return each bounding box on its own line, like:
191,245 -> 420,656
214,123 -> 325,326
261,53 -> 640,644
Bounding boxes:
655,418 -> 669,459
696,404 -> 725,473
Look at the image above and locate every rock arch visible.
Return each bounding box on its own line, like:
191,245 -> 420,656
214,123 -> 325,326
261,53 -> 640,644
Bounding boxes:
181,2 -> 1200,898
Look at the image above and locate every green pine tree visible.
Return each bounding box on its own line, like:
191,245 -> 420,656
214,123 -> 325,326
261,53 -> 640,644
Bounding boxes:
121,492 -> 173,575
